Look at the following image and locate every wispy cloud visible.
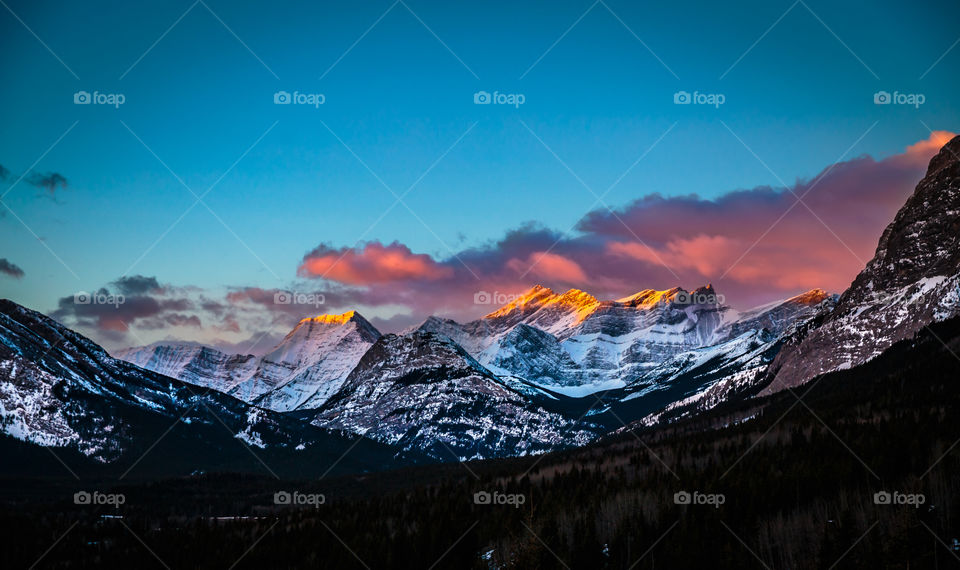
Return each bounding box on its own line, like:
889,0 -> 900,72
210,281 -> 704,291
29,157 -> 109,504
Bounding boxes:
0,258 -> 25,279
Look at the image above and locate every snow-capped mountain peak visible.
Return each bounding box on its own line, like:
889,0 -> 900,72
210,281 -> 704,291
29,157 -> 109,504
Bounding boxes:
118,310 -> 381,412
263,310 -> 378,365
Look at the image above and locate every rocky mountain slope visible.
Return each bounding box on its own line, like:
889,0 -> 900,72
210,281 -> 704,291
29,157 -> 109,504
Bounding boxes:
309,331 -> 601,460
0,300 -> 400,476
417,284 -> 730,394
762,134 -> 960,394
417,284 -> 831,406
115,284 -> 833,458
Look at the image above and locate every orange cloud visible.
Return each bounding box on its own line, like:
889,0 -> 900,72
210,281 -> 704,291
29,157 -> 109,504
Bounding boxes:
298,242 -> 454,284
507,251 -> 587,283
608,236 -> 743,277
905,130 -> 956,159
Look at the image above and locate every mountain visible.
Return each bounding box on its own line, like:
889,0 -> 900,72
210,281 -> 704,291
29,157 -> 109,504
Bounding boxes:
117,310 -> 380,411
0,300 -> 402,477
117,341 -> 259,392
113,283 -> 831,460
416,284 -> 831,406
309,331 -> 601,460
628,290 -> 838,424
417,284 -> 730,395
762,134 -> 960,394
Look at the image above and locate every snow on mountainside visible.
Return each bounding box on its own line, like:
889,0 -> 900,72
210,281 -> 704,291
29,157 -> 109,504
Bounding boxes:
117,311 -> 380,411
118,342 -> 258,392
417,284 -> 824,397
630,291 -> 838,424
0,300 -> 350,462
762,135 -> 960,394
310,331 -> 601,460
110,282 -> 834,460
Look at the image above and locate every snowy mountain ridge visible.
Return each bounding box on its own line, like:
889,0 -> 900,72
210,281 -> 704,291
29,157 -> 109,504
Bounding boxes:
117,310 -> 380,412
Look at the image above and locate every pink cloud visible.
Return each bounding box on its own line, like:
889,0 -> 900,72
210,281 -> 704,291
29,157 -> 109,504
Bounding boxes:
507,251 -> 588,283
272,130 -> 956,329
579,130 -> 957,303
298,242 -> 454,284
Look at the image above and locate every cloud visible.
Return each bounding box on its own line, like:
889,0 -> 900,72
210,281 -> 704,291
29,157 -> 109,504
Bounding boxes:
26,172 -> 68,195
0,258 -> 24,279
112,275 -> 162,296
50,277 -> 207,341
286,130 -> 956,323
298,241 -> 455,284
44,131 -> 959,348
0,161 -> 68,196
506,251 -> 588,282
575,130 -> 957,299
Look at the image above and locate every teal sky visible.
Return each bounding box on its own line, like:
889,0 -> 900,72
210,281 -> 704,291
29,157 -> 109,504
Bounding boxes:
1,0 -> 958,349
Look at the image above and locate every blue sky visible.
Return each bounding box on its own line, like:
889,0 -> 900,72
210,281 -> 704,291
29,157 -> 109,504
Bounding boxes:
1,0 -> 958,349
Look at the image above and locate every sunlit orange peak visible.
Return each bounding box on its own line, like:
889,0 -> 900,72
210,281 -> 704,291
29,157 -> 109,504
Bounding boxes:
484,285 -> 556,318
788,289 -> 830,305
617,287 -> 683,307
300,310 -> 357,325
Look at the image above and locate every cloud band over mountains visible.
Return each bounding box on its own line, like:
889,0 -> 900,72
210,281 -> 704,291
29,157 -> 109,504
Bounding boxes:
49,131 -> 956,349
292,130 -> 955,323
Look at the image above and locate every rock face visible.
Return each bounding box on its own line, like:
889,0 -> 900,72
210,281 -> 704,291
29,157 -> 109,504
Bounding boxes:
117,311 -> 380,411
311,332 -> 600,460
417,284 -> 729,394
762,135 -> 960,394
619,290 -> 836,416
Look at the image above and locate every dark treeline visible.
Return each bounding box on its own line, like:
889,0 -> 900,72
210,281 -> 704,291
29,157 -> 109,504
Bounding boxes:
3,318 -> 960,569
